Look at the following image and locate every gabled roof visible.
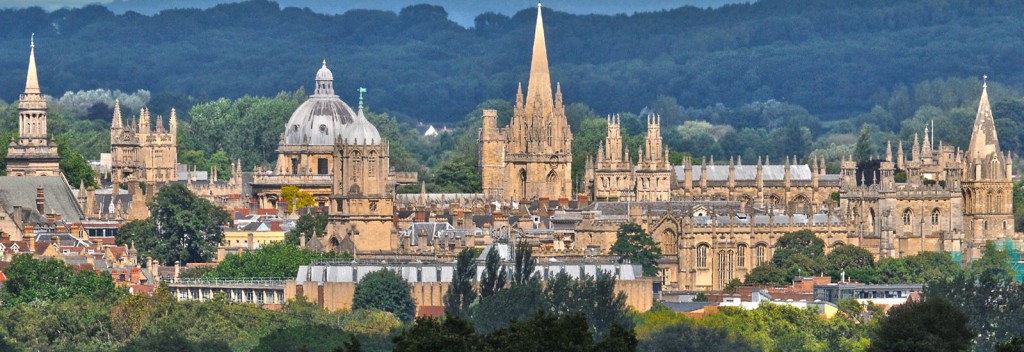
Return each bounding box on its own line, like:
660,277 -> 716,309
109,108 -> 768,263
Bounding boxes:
0,176 -> 85,223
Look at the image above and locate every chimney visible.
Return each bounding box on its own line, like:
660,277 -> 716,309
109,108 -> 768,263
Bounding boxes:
247,233 -> 254,250
36,186 -> 45,214
174,260 -> 180,279
558,197 -> 569,209
299,232 -> 306,248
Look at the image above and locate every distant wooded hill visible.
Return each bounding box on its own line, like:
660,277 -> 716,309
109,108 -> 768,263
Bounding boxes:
0,0 -> 1021,122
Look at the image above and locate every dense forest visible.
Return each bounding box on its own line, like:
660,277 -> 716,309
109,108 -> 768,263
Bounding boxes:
0,0 -> 1023,120
2,0 -> 1024,198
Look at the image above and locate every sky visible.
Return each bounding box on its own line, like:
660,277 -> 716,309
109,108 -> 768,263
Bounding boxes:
0,0 -> 746,26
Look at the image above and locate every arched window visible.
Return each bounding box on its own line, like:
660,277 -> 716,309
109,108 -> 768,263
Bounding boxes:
718,251 -> 733,287
696,244 -> 709,268
368,151 -> 377,178
754,244 -> 767,266
903,209 -> 912,226
737,244 -> 747,268
931,209 -> 940,225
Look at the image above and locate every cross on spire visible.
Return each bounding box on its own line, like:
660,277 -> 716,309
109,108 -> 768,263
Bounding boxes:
983,74 -> 988,88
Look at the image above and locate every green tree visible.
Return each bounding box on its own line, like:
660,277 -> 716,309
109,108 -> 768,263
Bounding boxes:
392,316 -> 476,352
854,124 -> 875,162
610,223 -> 663,277
430,155 -> 481,193
928,243 -> 1022,350
0,254 -> 124,305
772,230 -> 825,266
284,211 -> 329,245
640,322 -> 756,352
472,280 -> 546,333
869,299 -> 973,352
445,248 -> 478,317
512,241 -> 536,285
55,134 -> 97,188
544,271 -> 631,338
352,269 -> 416,323
822,244 -> 875,280
480,246 -> 507,299
204,243 -> 344,278
116,184 -> 230,265
280,185 -> 315,213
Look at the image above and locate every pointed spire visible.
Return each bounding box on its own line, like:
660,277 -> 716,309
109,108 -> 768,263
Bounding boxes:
967,75 -> 1001,161
525,3 -> 554,117
24,34 -> 40,95
515,82 -> 524,108
886,140 -> 892,162
112,99 -> 122,129
169,107 -> 178,134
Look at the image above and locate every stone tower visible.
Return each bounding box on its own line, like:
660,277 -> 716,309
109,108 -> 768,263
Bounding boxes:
635,114 -> 672,201
589,115 -> 633,201
109,100 -> 178,184
962,78 -> 1016,259
326,107 -> 396,255
479,4 -> 573,201
6,36 -> 61,176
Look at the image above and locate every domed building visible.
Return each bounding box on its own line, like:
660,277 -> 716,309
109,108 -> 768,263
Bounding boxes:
251,61 -> 362,211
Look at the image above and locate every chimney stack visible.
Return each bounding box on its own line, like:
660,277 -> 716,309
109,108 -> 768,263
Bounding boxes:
36,186 -> 45,214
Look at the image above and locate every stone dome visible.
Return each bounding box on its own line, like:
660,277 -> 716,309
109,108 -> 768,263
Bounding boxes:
340,108 -> 382,146
315,59 -> 333,81
282,61 -> 356,146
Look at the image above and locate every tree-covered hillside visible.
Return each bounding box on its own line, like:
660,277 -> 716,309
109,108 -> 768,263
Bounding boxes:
0,0 -> 1022,121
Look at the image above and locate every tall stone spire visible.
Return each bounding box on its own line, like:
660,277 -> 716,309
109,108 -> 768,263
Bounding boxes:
525,4 -> 553,117
24,34 -> 40,96
967,75 -> 1000,161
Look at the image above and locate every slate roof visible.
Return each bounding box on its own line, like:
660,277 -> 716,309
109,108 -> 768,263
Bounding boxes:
673,165 -> 813,182
0,176 -> 84,223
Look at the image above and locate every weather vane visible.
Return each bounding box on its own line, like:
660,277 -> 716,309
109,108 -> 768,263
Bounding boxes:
358,87 -> 367,110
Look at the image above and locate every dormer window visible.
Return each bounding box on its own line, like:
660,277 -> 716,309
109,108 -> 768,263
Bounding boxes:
319,124 -> 328,134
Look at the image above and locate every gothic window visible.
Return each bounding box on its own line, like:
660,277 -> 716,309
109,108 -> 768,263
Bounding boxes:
737,244 -> 746,268
291,158 -> 299,175
368,151 -> 377,178
718,251 -> 731,287
317,158 -> 328,175
903,209 -> 912,226
696,244 -> 709,268
931,209 -> 940,225
547,170 -> 557,182
754,244 -> 766,266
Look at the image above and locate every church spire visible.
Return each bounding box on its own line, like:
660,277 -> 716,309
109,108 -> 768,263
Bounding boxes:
525,4 -> 553,117
967,75 -> 1000,161
111,99 -> 122,130
24,34 -> 40,96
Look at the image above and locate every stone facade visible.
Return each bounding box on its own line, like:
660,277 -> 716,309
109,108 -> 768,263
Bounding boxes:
584,114 -> 672,202
6,38 -> 60,177
479,6 -> 573,202
109,101 -> 178,185
324,109 -> 397,255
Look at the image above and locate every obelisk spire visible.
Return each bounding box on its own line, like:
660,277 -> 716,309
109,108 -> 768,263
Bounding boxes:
525,4 -> 553,117
24,33 -> 40,96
